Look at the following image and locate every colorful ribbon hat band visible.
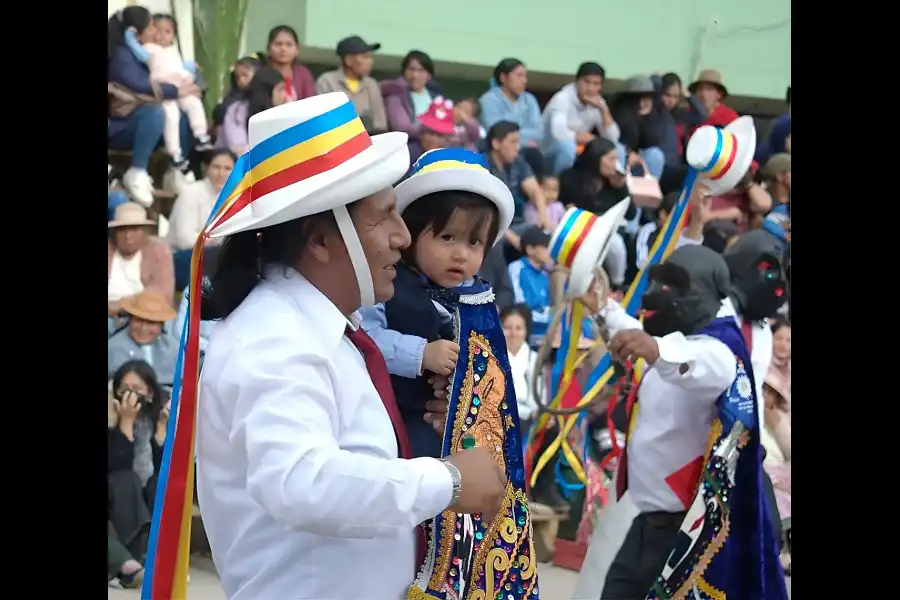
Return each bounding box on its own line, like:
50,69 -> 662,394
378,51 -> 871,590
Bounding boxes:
550,208 -> 599,269
212,102 -> 372,232
700,127 -> 739,181
407,146 -> 490,177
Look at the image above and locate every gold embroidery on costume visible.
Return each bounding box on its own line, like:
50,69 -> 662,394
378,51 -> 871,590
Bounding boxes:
415,331 -> 538,599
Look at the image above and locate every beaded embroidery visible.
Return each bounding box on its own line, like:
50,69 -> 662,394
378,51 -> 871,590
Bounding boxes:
408,321 -> 538,599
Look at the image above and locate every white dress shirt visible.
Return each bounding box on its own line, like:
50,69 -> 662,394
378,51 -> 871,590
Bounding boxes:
723,297 -> 773,431
600,299 -> 736,513
196,268 -> 453,600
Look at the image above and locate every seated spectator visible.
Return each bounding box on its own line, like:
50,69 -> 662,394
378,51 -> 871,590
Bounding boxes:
483,121 -> 551,233
212,55 -> 261,132
108,359 -> 169,563
316,36 -> 387,132
264,25 -> 316,101
108,203 -> 175,336
770,318 -> 791,407
216,67 -> 287,156
168,149 -> 235,289
453,97 -> 485,149
652,72 -> 708,193
609,75 -> 667,180
381,50 -> 443,158
508,227 -> 553,346
540,62 -> 621,174
479,58 -> 546,177
524,174 -> 566,229
500,304 -> 541,436
634,191 -> 679,269
108,6 -> 194,208
687,69 -> 739,135
756,88 -> 791,163
108,291 -> 179,386
410,97 -> 458,163
761,153 -> 790,213
761,368 -> 791,573
705,163 -> 772,235
107,533 -> 145,589
559,138 -> 637,287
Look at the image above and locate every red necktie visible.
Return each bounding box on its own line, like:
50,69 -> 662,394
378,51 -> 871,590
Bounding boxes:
741,320 -> 753,352
344,327 -> 425,567
345,327 -> 411,459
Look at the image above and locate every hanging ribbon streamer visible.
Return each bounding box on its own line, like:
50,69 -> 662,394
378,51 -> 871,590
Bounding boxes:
530,169 -> 699,488
141,152 -> 253,600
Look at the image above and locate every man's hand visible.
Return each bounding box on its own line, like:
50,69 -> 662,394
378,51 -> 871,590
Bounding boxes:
424,374 -> 450,435
609,329 -> 660,365
584,95 -> 607,110
445,448 -> 508,518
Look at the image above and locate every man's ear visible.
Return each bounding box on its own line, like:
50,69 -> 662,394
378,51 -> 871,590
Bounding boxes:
305,223 -> 336,263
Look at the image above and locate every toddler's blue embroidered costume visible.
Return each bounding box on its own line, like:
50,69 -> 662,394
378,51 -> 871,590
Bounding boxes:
360,148 -> 540,600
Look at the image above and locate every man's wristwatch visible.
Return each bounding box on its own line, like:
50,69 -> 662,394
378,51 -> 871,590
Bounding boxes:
441,459 -> 462,506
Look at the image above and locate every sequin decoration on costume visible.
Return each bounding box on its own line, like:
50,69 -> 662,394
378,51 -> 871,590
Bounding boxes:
408,291 -> 539,600
647,360 -> 753,600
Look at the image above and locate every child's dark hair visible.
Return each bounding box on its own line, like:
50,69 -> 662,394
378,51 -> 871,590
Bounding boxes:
400,191 -> 500,267
500,303 -> 533,338
537,173 -> 558,186
152,13 -> 177,34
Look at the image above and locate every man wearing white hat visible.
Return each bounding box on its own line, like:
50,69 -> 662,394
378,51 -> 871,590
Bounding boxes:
159,94 -> 507,600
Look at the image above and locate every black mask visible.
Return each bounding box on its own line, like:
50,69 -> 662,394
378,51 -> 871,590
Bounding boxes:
724,230 -> 787,321
640,245 -> 731,337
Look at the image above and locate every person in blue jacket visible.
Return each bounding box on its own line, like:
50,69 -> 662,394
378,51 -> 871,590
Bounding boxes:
108,6 -> 197,208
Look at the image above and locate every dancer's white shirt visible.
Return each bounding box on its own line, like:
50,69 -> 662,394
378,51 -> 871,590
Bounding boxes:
196,268 -> 453,600
600,299 -> 736,514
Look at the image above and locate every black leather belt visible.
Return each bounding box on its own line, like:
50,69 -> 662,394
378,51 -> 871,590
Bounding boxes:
640,511 -> 686,528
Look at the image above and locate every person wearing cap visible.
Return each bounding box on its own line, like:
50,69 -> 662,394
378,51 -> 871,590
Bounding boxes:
411,96 -> 458,162
687,68 -> 739,136
540,61 -> 621,174
358,146 -> 538,599
761,152 -> 790,212
316,35 -> 387,132
108,203 -> 175,337
108,290 -> 179,386
155,94 -> 506,600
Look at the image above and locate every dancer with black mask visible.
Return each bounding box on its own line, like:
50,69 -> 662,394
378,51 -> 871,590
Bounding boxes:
591,244 -> 786,600
722,229 -> 788,430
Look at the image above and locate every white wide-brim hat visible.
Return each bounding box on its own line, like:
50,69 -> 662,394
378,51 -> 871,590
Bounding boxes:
686,115 -> 757,196
207,92 -> 410,238
549,199 -> 631,299
395,148 -> 514,246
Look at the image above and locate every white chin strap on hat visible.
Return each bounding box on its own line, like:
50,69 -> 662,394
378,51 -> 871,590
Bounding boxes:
333,205 -> 375,306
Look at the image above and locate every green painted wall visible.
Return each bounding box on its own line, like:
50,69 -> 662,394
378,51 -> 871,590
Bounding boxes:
246,0 -> 790,100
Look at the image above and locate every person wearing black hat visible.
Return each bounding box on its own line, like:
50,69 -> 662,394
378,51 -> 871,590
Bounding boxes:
316,35 -> 387,133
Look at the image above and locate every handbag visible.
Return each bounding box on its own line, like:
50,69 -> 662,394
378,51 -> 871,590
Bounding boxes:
626,157 -> 663,208
108,81 -> 162,118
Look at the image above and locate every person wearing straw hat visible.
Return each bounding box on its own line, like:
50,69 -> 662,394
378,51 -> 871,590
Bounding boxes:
108,290 -> 179,386
358,147 -> 538,599
687,68 -> 738,132
143,93 -> 507,600
108,203 -> 175,338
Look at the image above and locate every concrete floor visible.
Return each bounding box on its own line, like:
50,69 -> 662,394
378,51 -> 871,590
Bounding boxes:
108,558 -> 790,599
